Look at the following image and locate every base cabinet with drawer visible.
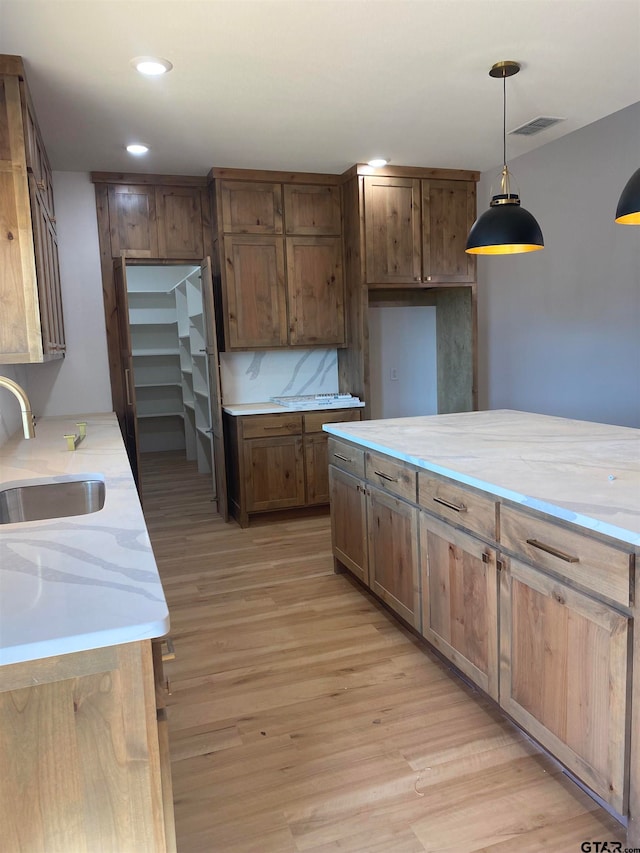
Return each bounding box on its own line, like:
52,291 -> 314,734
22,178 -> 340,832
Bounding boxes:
326,427 -> 637,833
225,408 -> 361,527
329,437 -> 421,630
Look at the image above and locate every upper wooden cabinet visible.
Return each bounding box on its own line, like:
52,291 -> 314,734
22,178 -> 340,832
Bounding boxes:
105,183 -> 206,260
363,174 -> 476,285
211,171 -> 345,350
0,55 -> 65,362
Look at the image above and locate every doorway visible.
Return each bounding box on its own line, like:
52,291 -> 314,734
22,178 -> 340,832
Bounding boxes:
114,259 -> 227,519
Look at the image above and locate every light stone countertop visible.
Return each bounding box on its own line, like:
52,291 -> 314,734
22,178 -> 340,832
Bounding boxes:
223,400 -> 365,416
323,409 -> 640,546
0,412 -> 169,667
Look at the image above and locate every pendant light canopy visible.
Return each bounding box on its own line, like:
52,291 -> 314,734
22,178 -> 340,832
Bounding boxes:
615,167 -> 640,225
466,61 -> 544,255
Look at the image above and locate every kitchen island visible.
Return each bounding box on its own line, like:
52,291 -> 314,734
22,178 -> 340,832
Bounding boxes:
324,409 -> 640,843
0,413 -> 174,851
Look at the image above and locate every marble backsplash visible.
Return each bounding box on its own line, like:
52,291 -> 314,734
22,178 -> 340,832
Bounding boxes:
219,348 -> 340,404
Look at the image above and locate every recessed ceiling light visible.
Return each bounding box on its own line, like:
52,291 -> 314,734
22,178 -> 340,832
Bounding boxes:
367,158 -> 388,168
131,56 -> 173,76
126,143 -> 150,155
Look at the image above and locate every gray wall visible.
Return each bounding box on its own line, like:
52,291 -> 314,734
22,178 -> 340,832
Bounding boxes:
477,101 -> 640,428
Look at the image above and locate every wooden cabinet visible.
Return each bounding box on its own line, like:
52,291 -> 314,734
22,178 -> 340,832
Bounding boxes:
211,171 -> 345,350
329,438 -> 421,629
420,513 -> 499,699
223,234 -> 288,348
0,56 -> 65,362
500,556 -> 630,814
0,640 -> 174,851
368,485 -> 420,629
363,174 -> 476,285
225,408 -> 361,527
106,183 -> 207,260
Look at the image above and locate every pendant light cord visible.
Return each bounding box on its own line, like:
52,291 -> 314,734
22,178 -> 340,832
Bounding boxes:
503,73 -> 507,168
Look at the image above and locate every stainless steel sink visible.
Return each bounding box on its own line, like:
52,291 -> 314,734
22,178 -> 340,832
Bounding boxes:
0,477 -> 106,524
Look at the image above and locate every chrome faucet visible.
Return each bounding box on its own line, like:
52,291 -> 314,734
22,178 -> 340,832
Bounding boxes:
0,376 -> 36,439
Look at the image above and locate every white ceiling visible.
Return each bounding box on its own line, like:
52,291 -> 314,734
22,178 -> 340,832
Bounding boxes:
1,0 -> 639,177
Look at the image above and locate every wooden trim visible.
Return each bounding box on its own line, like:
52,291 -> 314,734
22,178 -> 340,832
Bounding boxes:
208,166 -> 341,185
91,172 -> 208,187
340,163 -> 480,182
0,55 -> 25,77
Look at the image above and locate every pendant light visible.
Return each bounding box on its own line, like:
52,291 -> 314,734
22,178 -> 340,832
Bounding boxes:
466,61 -> 544,255
615,167 -> 640,224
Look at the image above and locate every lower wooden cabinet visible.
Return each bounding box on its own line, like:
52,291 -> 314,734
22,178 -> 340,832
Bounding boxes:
329,456 -> 421,630
0,640 -> 174,851
368,485 -> 420,629
420,513 -> 499,700
499,557 -> 630,814
329,466 -> 368,584
225,408 -> 362,527
245,434 -> 306,512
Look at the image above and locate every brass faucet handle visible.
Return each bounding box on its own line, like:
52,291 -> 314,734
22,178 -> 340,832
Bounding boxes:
64,434 -> 78,451
76,422 -> 87,438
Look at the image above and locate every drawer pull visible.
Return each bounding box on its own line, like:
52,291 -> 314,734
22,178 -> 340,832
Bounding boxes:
263,423 -> 296,431
334,453 -> 352,462
374,470 -> 398,483
433,496 -> 467,513
526,538 -> 580,563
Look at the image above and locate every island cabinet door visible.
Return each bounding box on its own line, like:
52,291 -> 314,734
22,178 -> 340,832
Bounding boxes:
329,466 -> 368,585
420,513 -> 499,700
367,485 -> 420,630
499,557 -> 630,814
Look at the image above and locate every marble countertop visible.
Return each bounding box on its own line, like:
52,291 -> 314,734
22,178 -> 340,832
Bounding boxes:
0,413 -> 169,667
223,400 -> 366,416
324,409 -> 640,546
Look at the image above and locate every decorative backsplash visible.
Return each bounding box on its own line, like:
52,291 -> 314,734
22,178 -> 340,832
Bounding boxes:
219,349 -> 339,404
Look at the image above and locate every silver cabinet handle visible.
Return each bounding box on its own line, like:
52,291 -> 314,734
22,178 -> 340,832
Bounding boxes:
433,496 -> 467,513
526,539 -> 580,564
334,453 -> 351,462
374,470 -> 398,482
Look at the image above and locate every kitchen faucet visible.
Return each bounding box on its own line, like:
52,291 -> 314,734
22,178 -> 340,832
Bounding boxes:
0,376 -> 36,438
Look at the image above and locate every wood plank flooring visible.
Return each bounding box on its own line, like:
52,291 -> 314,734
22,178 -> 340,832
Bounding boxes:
140,451 -> 626,853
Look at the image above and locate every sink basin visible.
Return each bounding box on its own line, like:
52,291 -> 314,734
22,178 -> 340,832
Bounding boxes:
0,477 -> 105,524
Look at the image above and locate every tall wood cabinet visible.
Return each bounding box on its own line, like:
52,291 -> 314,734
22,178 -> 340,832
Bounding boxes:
0,54 -> 65,363
338,164 -> 479,416
210,170 -> 345,351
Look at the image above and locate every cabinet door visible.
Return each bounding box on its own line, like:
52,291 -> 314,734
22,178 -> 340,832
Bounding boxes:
284,184 -> 341,235
113,257 -> 141,484
367,485 -> 420,629
156,186 -> 204,259
363,176 -> 422,285
286,236 -> 345,346
422,179 -> 476,283
30,178 -> 65,355
305,433 -> 329,504
222,235 -> 288,348
220,180 -> 283,234
500,557 -> 630,814
244,435 -> 305,512
329,466 -> 368,584
108,184 -> 159,258
420,513 -> 498,699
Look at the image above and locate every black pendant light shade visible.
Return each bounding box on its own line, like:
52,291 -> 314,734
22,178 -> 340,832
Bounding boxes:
466,60 -> 544,255
466,193 -> 544,255
615,167 -> 640,225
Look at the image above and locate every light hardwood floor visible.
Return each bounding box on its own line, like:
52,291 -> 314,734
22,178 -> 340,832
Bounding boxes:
140,451 -> 626,853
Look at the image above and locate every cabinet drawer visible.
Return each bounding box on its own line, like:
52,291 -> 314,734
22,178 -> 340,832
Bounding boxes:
365,451 -> 417,503
328,437 -> 365,478
241,413 -> 302,439
418,473 -> 497,541
304,408 -> 361,434
500,505 -> 633,607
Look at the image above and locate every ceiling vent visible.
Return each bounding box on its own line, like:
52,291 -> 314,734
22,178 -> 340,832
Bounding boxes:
509,116 -> 565,136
